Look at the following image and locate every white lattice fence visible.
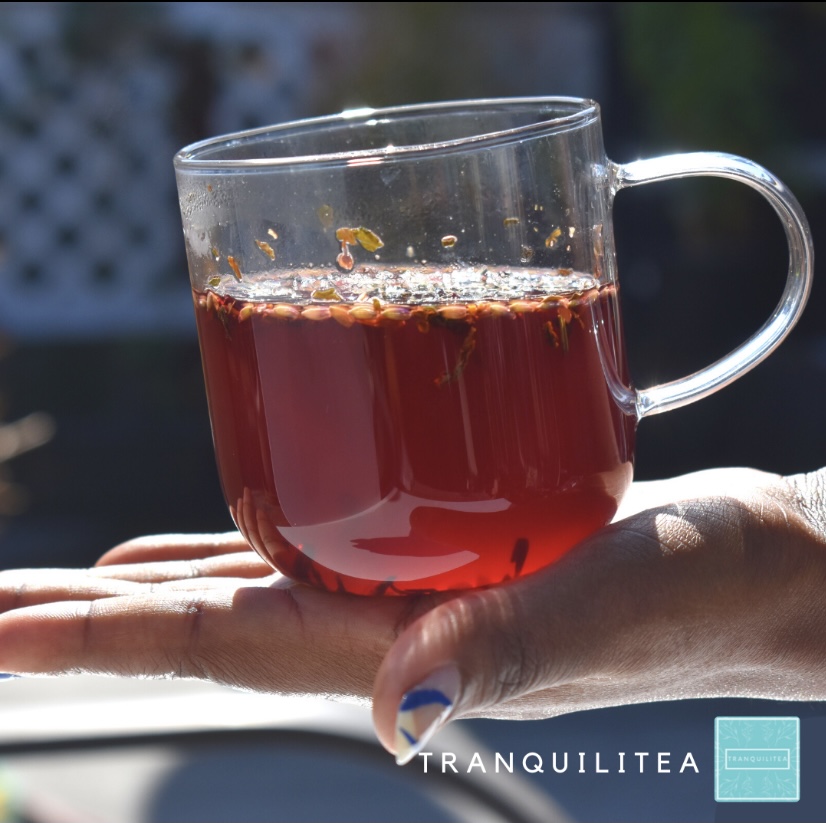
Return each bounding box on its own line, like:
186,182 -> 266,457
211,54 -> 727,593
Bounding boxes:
0,2 -> 354,340
0,5 -> 190,339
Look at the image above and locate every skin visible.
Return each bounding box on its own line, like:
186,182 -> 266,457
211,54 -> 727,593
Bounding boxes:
0,467 -> 824,759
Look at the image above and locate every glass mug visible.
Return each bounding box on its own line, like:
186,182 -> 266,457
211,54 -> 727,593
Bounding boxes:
174,97 -> 813,596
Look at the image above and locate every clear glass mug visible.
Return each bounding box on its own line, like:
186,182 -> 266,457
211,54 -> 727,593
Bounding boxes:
174,97 -> 813,596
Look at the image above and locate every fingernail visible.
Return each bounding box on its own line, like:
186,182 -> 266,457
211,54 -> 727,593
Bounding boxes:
395,664 -> 460,766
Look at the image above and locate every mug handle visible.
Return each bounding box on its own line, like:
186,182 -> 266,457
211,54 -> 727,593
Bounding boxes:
612,152 -> 814,419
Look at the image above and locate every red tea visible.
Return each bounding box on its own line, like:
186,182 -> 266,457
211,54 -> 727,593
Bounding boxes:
194,273 -> 636,595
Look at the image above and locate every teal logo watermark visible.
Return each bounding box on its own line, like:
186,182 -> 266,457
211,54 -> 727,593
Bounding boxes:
715,717 -> 799,802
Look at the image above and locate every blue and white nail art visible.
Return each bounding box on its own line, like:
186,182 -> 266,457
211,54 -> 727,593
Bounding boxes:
395,665 -> 460,765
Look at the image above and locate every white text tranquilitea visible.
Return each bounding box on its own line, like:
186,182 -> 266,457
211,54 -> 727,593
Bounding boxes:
416,751 -> 699,775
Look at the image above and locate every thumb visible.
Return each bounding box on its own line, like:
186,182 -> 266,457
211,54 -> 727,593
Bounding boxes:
372,472 -> 790,765
371,533 -> 645,765
370,492 -> 756,766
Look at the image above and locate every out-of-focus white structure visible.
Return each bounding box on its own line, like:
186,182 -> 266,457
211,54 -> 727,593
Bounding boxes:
0,2 -> 605,341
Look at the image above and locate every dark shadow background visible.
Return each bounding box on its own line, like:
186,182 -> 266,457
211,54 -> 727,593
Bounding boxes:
0,4 -> 824,822
1,2 -> 824,567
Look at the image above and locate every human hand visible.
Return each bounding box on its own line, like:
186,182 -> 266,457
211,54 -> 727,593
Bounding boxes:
0,467 -> 824,766
0,531 -> 440,705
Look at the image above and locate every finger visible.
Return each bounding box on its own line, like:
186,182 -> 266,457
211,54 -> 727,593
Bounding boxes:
151,574 -> 282,592
89,551 -> 274,583
372,494 -> 762,765
0,563 -> 275,612
0,568 -> 145,612
0,583 -> 425,700
95,533 -> 252,566
372,536 -> 631,763
615,467 -> 777,520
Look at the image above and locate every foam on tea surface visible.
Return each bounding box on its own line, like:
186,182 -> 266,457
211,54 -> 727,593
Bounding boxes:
207,265 -> 600,307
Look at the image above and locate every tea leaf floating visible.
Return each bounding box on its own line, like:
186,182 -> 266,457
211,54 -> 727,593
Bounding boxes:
354,226 -> 384,252
511,538 -> 529,576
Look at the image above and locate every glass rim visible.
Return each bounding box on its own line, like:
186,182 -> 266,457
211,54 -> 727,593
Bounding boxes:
174,96 -> 600,171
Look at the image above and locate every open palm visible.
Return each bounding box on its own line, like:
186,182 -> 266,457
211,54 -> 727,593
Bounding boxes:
1,467 -> 824,760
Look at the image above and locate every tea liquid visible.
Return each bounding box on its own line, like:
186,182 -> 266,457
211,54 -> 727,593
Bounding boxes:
194,274 -> 636,594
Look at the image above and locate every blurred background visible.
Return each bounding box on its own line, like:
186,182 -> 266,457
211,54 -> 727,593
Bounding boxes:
0,3 -> 824,822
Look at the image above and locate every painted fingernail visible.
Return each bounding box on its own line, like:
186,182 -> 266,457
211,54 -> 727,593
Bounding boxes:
395,664 -> 460,766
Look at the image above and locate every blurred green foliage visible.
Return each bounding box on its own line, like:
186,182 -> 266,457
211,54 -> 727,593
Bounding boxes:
618,2 -> 783,155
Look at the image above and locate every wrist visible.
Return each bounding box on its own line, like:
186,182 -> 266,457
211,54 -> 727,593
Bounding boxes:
783,466 -> 826,542
750,467 -> 826,697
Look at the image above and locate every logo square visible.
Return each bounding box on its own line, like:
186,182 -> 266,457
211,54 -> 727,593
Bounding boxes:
715,717 -> 799,802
